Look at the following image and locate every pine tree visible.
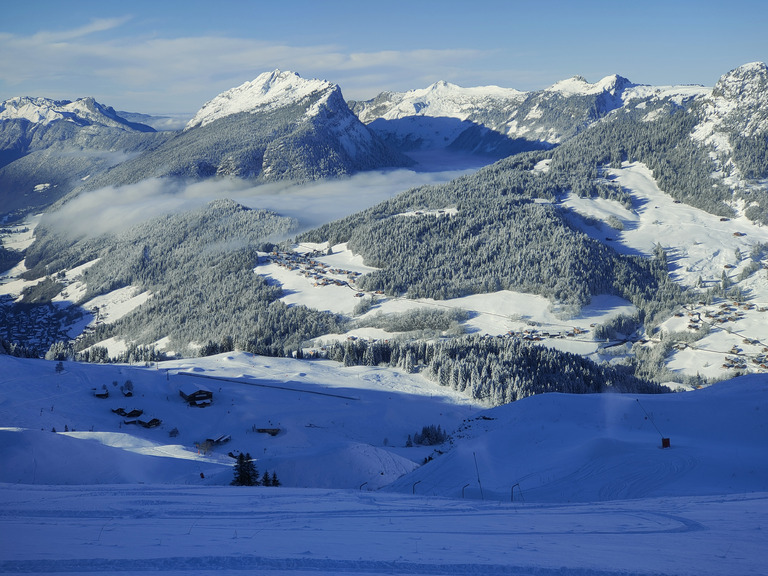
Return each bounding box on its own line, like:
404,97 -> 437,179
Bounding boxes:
261,470 -> 271,486
270,471 -> 280,487
231,453 -> 259,486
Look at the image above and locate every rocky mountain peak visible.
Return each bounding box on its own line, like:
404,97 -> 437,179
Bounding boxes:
712,62 -> 768,101
185,70 -> 339,129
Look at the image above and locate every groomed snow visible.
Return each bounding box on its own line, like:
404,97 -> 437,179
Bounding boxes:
1,353 -> 766,575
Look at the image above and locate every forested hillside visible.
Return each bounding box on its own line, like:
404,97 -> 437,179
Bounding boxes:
19,200 -> 343,358
300,147 -> 683,325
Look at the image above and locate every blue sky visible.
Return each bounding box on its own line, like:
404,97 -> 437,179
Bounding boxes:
1,0 -> 766,114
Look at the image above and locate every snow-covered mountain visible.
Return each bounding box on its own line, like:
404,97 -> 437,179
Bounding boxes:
349,80 -> 531,156
0,96 -> 164,217
350,80 -> 526,126
0,96 -> 155,132
699,62 -> 768,139
350,74 -> 708,157
71,70 -> 411,191
0,96 -> 156,174
692,62 -> 768,174
186,70 -> 339,129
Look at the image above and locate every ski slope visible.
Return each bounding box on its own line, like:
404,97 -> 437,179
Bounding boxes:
1,353 -> 766,575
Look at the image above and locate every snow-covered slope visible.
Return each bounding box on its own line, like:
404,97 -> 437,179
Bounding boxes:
2,351 -> 766,500
1,353 -> 766,574
0,352 -> 475,487
385,375 -> 768,502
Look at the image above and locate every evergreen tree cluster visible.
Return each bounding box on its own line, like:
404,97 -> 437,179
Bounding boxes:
353,307 -> 468,335
325,335 -> 666,406
231,453 -> 280,487
0,245 -> 23,274
0,335 -> 39,358
408,424 -> 449,446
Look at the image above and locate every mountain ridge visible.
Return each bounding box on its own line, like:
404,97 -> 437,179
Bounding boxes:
349,72 -> 711,157
0,96 -> 155,133
186,69 -> 337,129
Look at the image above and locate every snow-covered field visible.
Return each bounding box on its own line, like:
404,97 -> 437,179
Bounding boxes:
562,162 -> 768,378
258,240 -> 638,359
564,162 -> 768,289
1,353 -> 766,575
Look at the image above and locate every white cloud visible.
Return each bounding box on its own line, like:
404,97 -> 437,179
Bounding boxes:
0,19 -> 495,112
28,17 -> 132,43
42,163 -> 481,240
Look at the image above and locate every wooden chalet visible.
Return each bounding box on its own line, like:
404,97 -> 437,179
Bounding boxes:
205,434 -> 231,445
179,383 -> 213,406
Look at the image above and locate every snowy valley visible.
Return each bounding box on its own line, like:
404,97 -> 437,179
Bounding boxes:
2,61 -> 768,575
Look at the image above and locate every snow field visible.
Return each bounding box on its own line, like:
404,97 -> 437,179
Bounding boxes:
261,241 -> 637,356
1,352 -> 767,575
0,485 -> 765,576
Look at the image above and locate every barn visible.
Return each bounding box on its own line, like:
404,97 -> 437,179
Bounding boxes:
179,383 -> 213,406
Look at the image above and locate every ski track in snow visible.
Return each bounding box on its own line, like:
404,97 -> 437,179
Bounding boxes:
1,484 -> 764,576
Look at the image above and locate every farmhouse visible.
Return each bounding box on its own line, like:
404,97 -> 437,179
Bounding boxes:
206,434 -> 231,445
179,383 -> 213,406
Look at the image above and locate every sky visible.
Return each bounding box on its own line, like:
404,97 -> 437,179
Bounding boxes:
0,0 -> 766,114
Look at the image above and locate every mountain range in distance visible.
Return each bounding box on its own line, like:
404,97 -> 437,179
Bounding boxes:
1,61 -> 766,222
1,61 -> 768,389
